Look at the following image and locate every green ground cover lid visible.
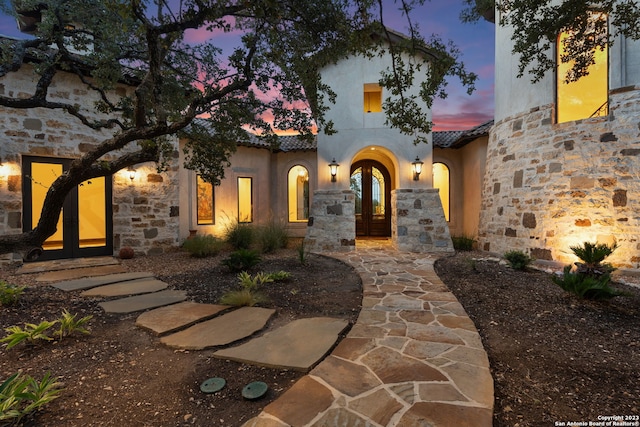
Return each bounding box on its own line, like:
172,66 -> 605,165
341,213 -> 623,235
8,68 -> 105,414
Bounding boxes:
200,377 -> 226,393
241,381 -> 268,400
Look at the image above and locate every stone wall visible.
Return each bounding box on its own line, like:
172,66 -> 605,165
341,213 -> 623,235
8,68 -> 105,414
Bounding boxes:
0,64 -> 181,258
478,87 -> 640,267
392,189 -> 453,253
304,189 -> 356,253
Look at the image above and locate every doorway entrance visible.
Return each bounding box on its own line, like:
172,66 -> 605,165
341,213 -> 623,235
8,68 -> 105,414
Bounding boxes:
22,156 -> 113,260
350,160 -> 391,237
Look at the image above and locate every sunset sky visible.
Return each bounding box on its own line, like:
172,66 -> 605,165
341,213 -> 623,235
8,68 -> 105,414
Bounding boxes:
0,0 -> 495,131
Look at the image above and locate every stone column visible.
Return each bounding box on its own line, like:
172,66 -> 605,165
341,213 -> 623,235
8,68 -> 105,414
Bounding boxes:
304,189 -> 356,253
392,189 -> 453,253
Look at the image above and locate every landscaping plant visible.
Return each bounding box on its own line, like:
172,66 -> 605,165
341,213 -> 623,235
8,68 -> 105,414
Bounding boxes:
219,272 -> 270,307
552,241 -> 626,300
0,372 -> 63,425
56,309 -> 93,341
1,321 -> 57,350
452,235 -> 475,251
258,219 -> 289,253
504,250 -> 533,271
224,221 -> 255,250
221,249 -> 262,272
0,281 -> 24,306
182,234 -> 225,258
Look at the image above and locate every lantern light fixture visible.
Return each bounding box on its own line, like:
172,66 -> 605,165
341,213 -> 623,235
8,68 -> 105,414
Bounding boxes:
412,156 -> 424,181
127,166 -> 136,182
329,158 -> 339,182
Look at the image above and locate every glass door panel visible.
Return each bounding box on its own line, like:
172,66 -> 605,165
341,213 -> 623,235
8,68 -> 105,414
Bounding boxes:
30,162 -> 64,250
78,177 -> 107,248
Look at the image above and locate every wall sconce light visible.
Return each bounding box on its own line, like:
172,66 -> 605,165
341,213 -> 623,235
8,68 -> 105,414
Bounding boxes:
329,158 -> 339,182
127,166 -> 136,182
412,156 -> 424,181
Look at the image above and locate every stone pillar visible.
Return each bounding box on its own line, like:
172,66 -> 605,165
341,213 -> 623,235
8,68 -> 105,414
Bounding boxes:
392,189 -> 453,253
304,189 -> 356,253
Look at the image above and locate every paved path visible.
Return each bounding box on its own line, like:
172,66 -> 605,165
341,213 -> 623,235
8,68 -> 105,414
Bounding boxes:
243,240 -> 494,427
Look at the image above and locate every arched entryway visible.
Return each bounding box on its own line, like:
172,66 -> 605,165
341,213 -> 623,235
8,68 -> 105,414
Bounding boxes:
350,160 -> 391,237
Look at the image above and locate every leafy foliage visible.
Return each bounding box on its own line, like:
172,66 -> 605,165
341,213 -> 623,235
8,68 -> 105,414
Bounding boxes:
182,234 -> 225,258
452,235 -> 475,251
55,309 -> 92,341
266,271 -> 292,282
0,281 -> 24,306
1,321 -> 57,350
552,266 -> 626,300
220,271 -> 272,307
221,249 -> 262,272
224,222 -> 255,250
297,240 -> 308,265
504,250 -> 533,271
0,372 -> 63,425
258,219 -> 289,253
463,0 -> 640,83
570,241 -> 617,277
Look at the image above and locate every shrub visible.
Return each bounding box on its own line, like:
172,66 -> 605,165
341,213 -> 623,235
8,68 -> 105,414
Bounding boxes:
267,271 -> 291,282
219,271 -> 271,307
221,249 -> 262,272
0,372 -> 63,424
552,266 -> 626,300
224,221 -> 255,250
56,309 -> 92,341
570,241 -> 617,277
0,281 -> 24,306
118,246 -> 135,259
1,321 -> 57,350
182,234 -> 225,258
258,219 -> 289,253
504,250 -> 533,271
452,235 -> 475,251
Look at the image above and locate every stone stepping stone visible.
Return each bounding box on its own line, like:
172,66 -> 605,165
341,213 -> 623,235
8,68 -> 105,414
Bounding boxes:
81,278 -> 168,297
213,317 -> 349,372
99,290 -> 187,314
160,307 -> 275,350
17,256 -> 119,274
52,272 -> 155,291
37,264 -> 127,282
136,302 -> 230,336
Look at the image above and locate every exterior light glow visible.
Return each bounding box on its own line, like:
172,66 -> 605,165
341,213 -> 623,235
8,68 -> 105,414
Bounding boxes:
329,158 -> 339,183
412,156 -> 424,181
127,167 -> 136,182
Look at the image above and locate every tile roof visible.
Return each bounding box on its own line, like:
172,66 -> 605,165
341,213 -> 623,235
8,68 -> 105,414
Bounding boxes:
433,120 -> 494,149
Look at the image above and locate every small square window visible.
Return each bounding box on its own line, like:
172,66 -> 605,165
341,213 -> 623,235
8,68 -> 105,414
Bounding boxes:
364,83 -> 382,113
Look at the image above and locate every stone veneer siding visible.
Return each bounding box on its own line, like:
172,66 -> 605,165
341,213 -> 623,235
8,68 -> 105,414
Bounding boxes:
0,65 -> 181,258
478,87 -> 640,267
392,189 -> 453,253
304,189 -> 356,253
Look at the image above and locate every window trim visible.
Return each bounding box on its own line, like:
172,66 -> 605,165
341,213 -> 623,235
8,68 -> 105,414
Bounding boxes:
196,174 -> 215,225
287,165 -> 310,223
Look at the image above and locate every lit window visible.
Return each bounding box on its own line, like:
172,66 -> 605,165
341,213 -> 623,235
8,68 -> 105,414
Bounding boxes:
557,13 -> 608,123
364,83 -> 382,113
196,175 -> 214,225
238,177 -> 253,223
288,165 -> 309,222
371,166 -> 385,217
433,162 -> 450,221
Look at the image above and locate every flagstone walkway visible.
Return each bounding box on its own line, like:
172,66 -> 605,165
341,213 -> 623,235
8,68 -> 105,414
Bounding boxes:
243,240 -> 494,427
44,240 -> 494,426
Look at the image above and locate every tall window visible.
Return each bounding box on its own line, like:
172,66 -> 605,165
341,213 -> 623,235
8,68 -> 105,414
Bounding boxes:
238,177 -> 253,223
557,13 -> 608,123
364,83 -> 382,113
196,175 -> 214,225
288,165 -> 309,222
433,162 -> 450,222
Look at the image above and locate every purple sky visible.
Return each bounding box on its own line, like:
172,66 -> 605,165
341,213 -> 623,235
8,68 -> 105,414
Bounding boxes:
0,0 -> 495,131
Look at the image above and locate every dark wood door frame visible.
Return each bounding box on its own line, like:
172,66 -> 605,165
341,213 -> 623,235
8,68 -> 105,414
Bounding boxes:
350,159 -> 392,237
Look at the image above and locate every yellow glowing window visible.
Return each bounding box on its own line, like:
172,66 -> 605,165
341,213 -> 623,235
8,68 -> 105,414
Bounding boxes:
238,177 -> 253,223
288,165 -> 309,222
433,162 -> 450,222
557,13 -> 608,123
31,162 -> 64,250
364,83 -> 382,113
196,175 -> 214,225
78,177 -> 107,248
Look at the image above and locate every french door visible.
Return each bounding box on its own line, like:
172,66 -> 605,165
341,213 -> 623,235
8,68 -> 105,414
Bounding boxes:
22,156 -> 113,260
350,160 -> 391,237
